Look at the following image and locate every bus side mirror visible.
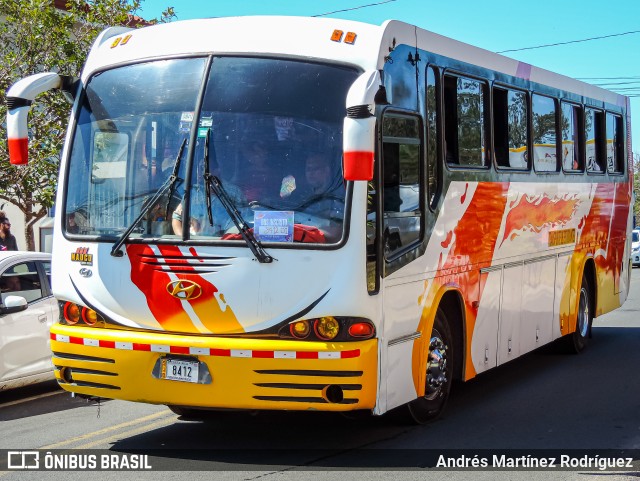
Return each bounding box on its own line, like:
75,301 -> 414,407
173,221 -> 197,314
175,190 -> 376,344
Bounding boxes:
6,72 -> 78,165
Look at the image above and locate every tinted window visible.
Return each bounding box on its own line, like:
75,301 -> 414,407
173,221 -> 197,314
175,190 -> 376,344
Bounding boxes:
443,74 -> 489,168
382,114 -> 422,257
561,102 -> 583,171
585,108 -> 606,173
426,66 -> 439,208
606,112 -> 624,174
532,94 -> 558,172
493,87 -> 528,169
0,262 -> 44,304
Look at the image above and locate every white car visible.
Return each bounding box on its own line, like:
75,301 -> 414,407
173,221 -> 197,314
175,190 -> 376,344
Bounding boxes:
632,229 -> 640,267
0,251 -> 56,390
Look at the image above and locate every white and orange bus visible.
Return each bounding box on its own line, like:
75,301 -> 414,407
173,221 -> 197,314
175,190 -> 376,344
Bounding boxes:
6,16 -> 633,422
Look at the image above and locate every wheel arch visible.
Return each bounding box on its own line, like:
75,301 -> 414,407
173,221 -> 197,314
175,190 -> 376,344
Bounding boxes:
582,257 -> 597,330
437,289 -> 465,382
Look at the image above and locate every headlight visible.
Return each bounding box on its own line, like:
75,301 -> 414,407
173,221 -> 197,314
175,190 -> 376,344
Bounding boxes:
279,317 -> 375,341
314,317 -> 340,340
60,301 -> 104,326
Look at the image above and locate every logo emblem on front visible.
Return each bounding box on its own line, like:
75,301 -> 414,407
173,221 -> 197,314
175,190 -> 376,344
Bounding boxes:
166,280 -> 202,300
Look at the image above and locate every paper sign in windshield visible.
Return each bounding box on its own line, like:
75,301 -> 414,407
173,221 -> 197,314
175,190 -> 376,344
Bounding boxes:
254,211 -> 294,243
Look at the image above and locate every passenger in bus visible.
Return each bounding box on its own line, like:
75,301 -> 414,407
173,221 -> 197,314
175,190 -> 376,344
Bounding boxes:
234,140 -> 280,204
293,151 -> 345,241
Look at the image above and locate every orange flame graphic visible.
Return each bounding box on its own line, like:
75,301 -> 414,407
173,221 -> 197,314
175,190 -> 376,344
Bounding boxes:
500,194 -> 580,246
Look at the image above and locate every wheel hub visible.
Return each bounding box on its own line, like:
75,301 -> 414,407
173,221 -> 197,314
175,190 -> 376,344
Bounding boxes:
425,331 -> 448,400
577,286 -> 589,337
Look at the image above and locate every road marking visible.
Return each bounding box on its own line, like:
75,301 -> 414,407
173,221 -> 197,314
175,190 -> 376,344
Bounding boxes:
41,409 -> 175,449
81,416 -> 177,449
0,390 -> 64,409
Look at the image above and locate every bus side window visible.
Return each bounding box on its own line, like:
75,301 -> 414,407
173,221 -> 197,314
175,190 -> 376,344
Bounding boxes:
606,112 -> 625,174
426,65 -> 439,208
561,102 -> 584,172
381,114 -> 422,260
585,108 -> 606,174
444,74 -> 489,168
532,94 -> 559,172
493,86 -> 528,169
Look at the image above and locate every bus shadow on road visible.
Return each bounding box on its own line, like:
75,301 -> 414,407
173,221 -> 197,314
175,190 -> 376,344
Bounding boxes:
102,325 -> 640,464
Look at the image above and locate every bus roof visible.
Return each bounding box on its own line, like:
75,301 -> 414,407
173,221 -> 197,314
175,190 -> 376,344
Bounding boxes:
84,16 -> 627,108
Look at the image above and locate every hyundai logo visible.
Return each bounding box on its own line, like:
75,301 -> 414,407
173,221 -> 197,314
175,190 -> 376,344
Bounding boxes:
166,280 -> 203,300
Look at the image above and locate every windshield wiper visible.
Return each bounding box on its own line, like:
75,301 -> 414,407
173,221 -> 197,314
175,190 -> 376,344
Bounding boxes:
202,132 -> 272,263
110,138 -> 187,257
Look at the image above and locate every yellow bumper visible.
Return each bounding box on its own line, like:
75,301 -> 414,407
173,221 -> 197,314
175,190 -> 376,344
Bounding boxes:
50,324 -> 378,411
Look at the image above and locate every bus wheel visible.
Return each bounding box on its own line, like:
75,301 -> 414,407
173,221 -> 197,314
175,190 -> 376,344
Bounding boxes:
406,308 -> 453,424
566,274 -> 592,353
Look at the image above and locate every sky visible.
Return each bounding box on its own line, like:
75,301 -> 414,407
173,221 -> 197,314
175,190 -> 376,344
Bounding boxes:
139,0 -> 640,154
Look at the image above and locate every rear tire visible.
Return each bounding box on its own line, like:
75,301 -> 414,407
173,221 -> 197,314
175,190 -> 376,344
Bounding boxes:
566,274 -> 592,353
406,308 -> 453,424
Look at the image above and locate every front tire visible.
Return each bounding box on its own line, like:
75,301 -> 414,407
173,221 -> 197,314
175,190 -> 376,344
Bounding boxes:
406,308 -> 453,424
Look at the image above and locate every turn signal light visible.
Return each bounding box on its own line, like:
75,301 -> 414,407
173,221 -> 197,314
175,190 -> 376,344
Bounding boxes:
62,301 -> 104,326
314,316 -> 340,341
81,307 -> 99,326
279,316 -> 375,341
63,302 -> 81,325
348,322 -> 374,339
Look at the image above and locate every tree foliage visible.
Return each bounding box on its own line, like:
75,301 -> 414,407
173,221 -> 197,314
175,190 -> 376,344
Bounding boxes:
0,0 -> 174,250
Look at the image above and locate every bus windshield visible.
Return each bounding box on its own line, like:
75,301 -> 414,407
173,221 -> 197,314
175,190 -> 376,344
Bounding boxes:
64,57 -> 359,245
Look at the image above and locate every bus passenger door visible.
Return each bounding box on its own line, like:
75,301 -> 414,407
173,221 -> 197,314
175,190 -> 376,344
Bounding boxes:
377,112 -> 426,411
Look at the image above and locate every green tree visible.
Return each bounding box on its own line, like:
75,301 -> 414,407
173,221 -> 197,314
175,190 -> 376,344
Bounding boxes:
0,0 -> 174,250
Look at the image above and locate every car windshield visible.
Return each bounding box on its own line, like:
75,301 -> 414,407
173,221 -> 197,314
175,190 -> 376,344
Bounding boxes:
633,231 -> 640,243
64,57 -> 359,245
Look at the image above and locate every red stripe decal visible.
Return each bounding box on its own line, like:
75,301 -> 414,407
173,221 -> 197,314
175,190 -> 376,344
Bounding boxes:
210,348 -> 231,357
52,334 -> 361,360
341,349 -> 360,359
251,350 -> 274,358
296,351 -> 319,359
169,345 -> 190,354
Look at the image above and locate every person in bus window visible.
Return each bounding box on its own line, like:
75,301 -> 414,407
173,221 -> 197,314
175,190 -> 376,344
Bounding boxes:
234,140 -> 279,204
294,151 -> 345,241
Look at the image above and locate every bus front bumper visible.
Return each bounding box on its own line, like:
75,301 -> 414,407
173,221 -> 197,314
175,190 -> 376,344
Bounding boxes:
50,324 -> 378,412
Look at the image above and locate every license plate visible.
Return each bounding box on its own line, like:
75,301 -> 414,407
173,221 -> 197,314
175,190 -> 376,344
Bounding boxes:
162,358 -> 199,383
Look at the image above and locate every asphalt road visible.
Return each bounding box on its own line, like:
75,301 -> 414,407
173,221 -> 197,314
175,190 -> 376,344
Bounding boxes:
2,267 -> 640,481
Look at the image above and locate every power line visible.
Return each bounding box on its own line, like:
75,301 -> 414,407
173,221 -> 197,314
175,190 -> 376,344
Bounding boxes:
496,29 -> 640,53
591,81 -> 640,86
577,76 -> 640,80
312,0 -> 397,17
